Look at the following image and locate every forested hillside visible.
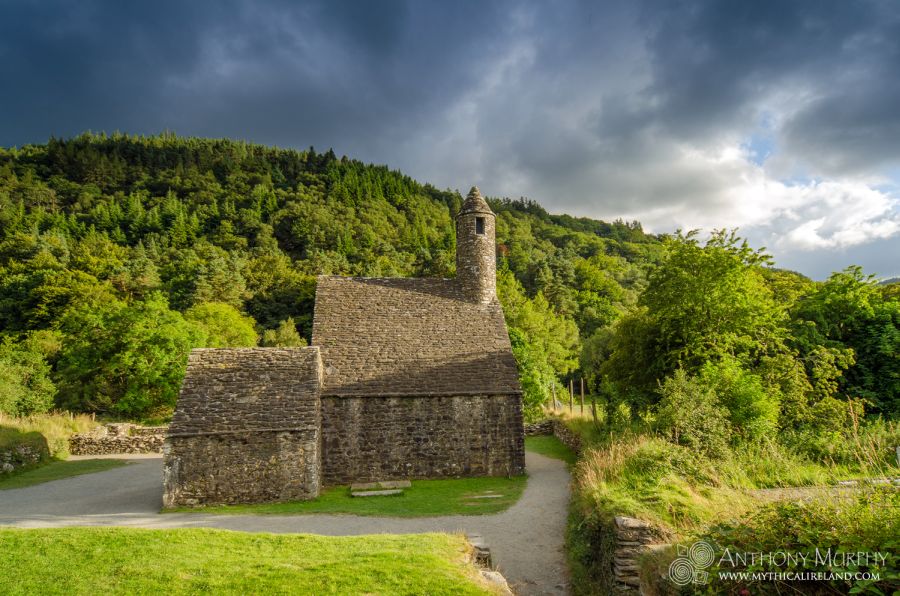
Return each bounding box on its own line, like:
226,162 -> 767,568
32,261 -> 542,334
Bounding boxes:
0,133 -> 897,430
0,133 -> 660,420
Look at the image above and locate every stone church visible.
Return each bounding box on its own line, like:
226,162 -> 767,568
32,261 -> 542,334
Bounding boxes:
163,187 -> 526,507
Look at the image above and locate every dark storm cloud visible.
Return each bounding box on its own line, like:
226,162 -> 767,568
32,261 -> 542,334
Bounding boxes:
637,0 -> 900,175
1,0 -> 899,277
0,0 -> 515,156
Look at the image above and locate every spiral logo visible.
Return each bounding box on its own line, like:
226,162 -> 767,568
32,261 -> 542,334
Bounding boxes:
668,558 -> 695,586
689,541 -> 715,569
668,541 -> 716,585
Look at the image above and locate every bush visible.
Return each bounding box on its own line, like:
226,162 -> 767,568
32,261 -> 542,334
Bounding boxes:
184,302 -> 258,348
657,369 -> 731,455
700,358 -> 779,440
0,335 -> 56,416
0,427 -> 50,474
694,489 -> 899,594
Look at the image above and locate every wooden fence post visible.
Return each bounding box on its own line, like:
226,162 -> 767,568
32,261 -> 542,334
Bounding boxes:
569,380 -> 574,413
580,378 -> 585,414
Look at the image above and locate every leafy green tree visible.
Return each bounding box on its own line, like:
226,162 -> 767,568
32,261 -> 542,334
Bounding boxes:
792,266 -> 900,414
639,230 -> 785,372
508,328 -> 556,421
185,302 -> 258,348
260,318 -> 307,347
656,369 -> 731,455
0,334 -> 57,415
55,293 -> 204,418
497,267 -> 580,413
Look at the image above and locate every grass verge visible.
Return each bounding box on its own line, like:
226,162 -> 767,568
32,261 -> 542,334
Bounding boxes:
171,475 -> 527,516
0,458 -> 128,490
561,414 -> 900,595
0,527 -> 498,596
0,412 -> 98,459
525,435 -> 578,465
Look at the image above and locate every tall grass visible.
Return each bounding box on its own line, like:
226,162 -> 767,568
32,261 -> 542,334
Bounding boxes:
0,411 -> 99,459
566,415 -> 899,534
574,435 -> 757,531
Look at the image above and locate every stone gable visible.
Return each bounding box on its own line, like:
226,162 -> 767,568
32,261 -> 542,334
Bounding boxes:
163,347 -> 322,507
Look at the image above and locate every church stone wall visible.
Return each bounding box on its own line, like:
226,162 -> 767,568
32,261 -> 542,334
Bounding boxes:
320,394 -> 525,485
163,348 -> 321,507
163,430 -> 319,507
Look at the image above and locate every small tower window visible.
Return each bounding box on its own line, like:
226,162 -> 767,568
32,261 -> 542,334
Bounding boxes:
475,217 -> 485,235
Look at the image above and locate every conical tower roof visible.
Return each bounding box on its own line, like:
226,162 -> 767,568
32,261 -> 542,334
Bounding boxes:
457,186 -> 494,217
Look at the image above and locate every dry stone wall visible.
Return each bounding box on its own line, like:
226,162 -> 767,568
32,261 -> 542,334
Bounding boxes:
0,441 -> 48,475
321,394 -> 525,485
551,419 -> 583,454
523,419 -> 554,436
612,516 -> 668,593
69,423 -> 166,455
163,347 -> 322,507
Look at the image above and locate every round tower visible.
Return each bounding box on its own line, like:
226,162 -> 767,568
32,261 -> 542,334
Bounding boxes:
456,186 -> 496,303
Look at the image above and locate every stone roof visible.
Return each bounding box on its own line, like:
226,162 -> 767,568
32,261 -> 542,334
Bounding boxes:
168,347 -> 322,436
311,276 -> 521,396
459,186 -> 494,216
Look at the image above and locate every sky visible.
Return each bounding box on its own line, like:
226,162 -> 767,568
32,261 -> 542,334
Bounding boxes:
1,0 -> 899,280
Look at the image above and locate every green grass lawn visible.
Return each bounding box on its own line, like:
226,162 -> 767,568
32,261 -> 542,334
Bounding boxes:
0,527 -> 497,596
525,435 -> 578,465
174,474 -> 527,516
0,459 -> 128,490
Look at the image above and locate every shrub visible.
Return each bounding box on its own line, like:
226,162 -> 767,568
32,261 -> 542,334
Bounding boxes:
695,488 -> 899,595
700,358 -> 779,440
657,369 -> 731,455
0,335 -> 56,416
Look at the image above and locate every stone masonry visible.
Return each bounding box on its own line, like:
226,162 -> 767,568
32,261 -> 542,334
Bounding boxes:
163,347 -> 322,507
321,394 -> 525,485
456,188 -> 497,304
70,423 -> 166,455
164,186 -> 526,505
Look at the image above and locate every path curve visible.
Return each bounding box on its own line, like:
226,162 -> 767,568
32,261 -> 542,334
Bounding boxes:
0,451 -> 570,595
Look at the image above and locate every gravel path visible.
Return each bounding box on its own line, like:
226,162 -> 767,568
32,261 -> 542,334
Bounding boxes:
0,451 -> 571,595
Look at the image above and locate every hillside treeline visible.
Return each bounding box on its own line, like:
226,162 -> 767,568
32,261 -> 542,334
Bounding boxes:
0,133 -> 657,419
0,133 -> 897,435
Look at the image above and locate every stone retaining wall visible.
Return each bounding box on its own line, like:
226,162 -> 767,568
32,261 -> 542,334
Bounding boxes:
523,417 -> 584,455
523,419 -> 553,436
612,516 -> 667,593
552,419 -> 583,454
0,441 -> 49,475
69,423 -> 167,455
